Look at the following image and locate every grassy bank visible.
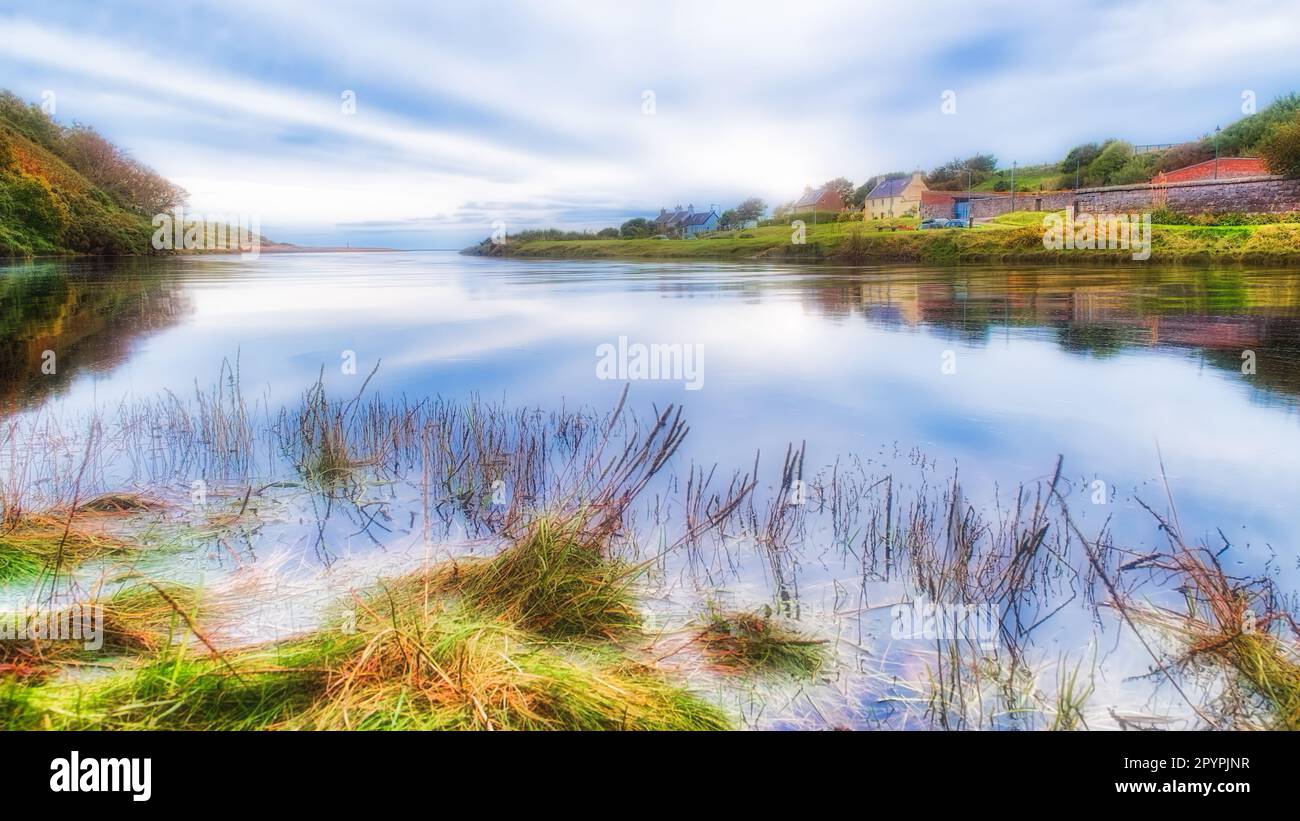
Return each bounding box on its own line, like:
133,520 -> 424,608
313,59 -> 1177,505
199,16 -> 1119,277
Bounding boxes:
465,212 -> 1300,265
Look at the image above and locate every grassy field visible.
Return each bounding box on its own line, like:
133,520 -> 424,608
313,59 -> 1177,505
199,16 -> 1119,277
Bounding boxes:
969,163 -> 1061,192
466,211 -> 1300,265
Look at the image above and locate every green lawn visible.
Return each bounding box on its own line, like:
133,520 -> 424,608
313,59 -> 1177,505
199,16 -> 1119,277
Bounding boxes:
970,164 -> 1061,193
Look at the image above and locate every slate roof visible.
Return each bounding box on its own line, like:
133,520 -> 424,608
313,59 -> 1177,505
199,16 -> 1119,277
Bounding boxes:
793,186 -> 830,208
865,177 -> 909,200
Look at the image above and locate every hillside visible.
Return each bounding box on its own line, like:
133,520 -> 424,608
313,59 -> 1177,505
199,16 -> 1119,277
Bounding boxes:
0,90 -> 181,256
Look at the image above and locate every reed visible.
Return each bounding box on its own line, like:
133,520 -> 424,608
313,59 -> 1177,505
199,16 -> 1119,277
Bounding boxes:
1123,511 -> 1300,730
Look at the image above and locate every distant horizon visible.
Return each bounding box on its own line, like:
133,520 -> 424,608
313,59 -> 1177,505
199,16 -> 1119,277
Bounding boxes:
2,0 -> 1298,248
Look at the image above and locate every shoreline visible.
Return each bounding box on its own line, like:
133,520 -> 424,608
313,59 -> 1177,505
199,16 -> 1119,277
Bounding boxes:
463,215 -> 1300,266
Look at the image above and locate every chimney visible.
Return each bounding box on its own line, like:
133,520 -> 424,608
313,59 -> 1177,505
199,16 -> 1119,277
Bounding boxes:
687,203 -> 694,213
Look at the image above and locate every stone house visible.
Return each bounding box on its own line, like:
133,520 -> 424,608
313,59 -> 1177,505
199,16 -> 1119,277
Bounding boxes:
864,172 -> 928,220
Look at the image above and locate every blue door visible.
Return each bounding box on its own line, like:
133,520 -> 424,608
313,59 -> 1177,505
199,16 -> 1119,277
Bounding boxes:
954,201 -> 970,220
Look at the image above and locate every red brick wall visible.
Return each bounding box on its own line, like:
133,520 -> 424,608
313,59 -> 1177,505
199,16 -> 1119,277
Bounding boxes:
1154,157 -> 1267,183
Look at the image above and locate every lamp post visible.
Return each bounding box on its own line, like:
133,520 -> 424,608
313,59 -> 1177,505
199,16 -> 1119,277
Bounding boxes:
1214,126 -> 1221,180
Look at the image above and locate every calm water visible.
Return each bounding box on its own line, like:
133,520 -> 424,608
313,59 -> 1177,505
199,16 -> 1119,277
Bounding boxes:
3,252 -> 1299,728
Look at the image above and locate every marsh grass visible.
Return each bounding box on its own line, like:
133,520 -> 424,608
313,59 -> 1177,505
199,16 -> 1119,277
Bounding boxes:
1,579 -> 205,684
75,493 -> 164,515
291,593 -> 727,730
283,375 -> 370,490
10,371 -> 1289,731
0,514 -> 132,583
698,606 -> 827,677
7,543 -> 729,731
1049,656 -> 1095,731
411,515 -> 641,640
99,580 -> 206,652
1125,525 -> 1300,730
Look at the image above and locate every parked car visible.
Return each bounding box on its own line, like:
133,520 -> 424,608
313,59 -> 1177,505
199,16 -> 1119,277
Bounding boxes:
919,219 -> 945,230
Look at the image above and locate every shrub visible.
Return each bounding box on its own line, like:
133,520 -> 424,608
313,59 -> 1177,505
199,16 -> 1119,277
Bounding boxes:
1259,114 -> 1300,178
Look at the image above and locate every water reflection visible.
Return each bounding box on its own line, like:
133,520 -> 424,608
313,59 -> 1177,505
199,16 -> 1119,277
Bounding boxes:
794,267 -> 1300,406
0,258 -> 191,413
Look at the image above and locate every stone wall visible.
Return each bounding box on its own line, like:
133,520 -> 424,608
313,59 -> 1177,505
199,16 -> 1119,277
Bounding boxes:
966,176 -> 1300,220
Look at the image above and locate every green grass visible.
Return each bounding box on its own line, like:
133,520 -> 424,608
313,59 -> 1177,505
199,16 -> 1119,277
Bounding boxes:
1,580 -> 205,682
3,515 -> 731,731
699,607 -> 828,678
411,514 -> 642,640
6,605 -> 729,730
970,164 -> 1060,192
99,580 -> 206,652
0,515 -> 133,583
466,211 -> 1300,265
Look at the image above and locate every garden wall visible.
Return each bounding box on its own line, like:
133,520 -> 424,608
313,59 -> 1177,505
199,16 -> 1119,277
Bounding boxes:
964,176 -> 1300,220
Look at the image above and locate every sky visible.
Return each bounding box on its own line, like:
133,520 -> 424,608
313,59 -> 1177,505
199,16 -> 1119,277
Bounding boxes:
1,0 -> 1298,248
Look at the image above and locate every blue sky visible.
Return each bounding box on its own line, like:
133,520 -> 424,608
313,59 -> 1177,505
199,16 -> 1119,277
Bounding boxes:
1,0 -> 1297,248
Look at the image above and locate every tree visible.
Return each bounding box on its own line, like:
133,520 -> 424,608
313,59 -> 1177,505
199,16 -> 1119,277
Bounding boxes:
926,155 -> 997,190
1085,140 -> 1133,186
596,227 -> 619,238
1216,92 -> 1300,156
822,177 -> 854,205
1153,141 -> 1214,174
1059,142 -> 1103,175
57,124 -> 186,214
1260,113 -> 1300,178
619,217 -> 651,238
733,197 -> 766,222
718,209 -> 737,229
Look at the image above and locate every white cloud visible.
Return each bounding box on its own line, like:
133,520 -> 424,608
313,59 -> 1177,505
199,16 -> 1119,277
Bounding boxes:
2,0 -> 1297,245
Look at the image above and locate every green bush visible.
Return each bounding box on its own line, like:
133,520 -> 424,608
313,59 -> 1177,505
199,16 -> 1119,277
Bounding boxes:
1217,92 -> 1300,156
1260,114 -> 1300,178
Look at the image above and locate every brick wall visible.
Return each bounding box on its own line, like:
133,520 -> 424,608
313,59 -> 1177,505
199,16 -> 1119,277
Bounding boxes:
1156,157 -> 1267,183
966,176 -> 1300,220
